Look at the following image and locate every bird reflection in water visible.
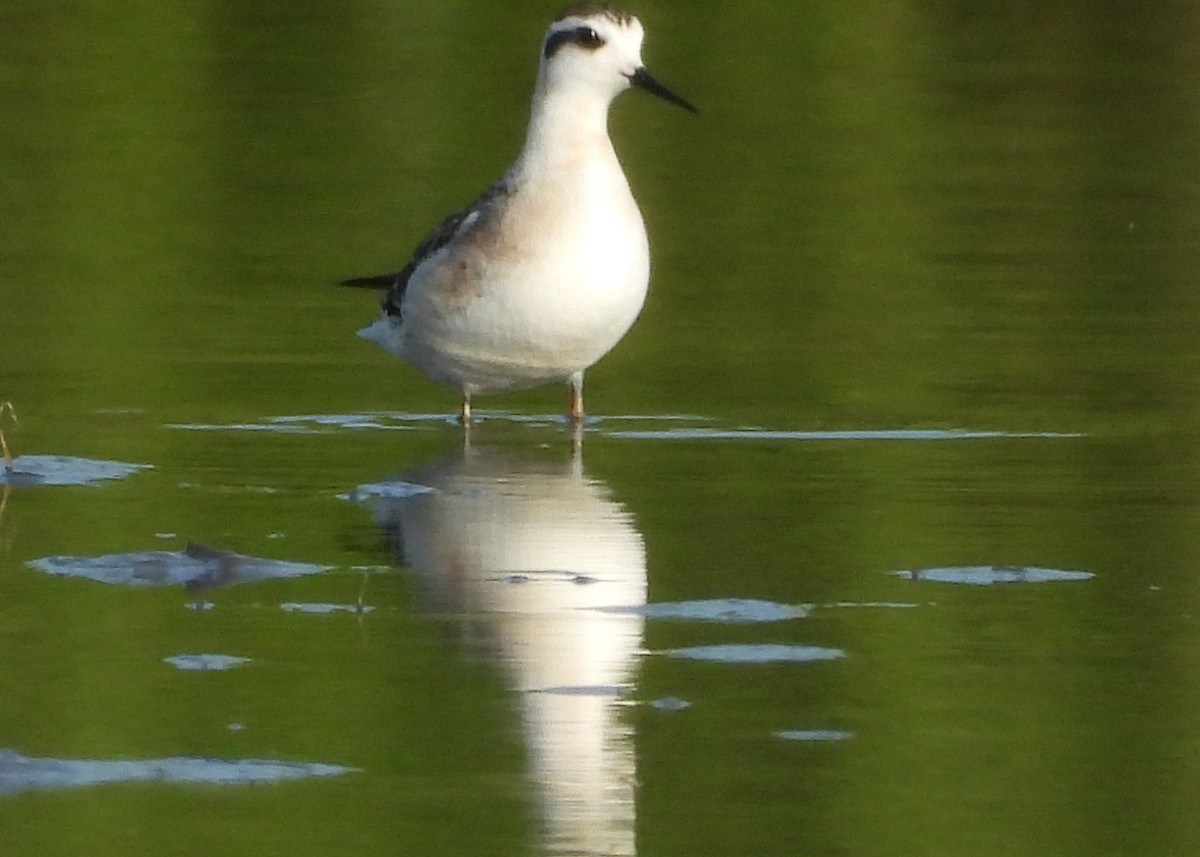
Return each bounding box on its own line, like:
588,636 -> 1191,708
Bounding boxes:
356,444 -> 647,856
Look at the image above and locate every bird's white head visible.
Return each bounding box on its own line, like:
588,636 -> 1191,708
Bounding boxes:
537,4 -> 696,112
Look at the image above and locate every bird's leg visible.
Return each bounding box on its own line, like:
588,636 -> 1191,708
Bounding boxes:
459,392 -> 472,426
0,402 -> 15,474
568,372 -> 585,425
355,568 -> 369,618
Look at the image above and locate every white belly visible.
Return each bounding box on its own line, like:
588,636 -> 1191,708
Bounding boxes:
365,168 -> 650,395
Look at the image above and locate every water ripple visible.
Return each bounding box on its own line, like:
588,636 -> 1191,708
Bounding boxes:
28,543 -> 331,589
892,565 -> 1095,585
665,644 -> 846,664
0,455 -> 150,486
0,749 -> 356,795
605,427 -> 1083,441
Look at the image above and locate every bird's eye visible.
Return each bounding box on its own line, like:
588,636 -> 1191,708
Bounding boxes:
576,26 -> 603,47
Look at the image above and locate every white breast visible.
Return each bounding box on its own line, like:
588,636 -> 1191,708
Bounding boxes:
397,158 -> 650,395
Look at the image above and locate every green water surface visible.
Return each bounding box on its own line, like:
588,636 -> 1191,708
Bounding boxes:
4,2 -> 1200,856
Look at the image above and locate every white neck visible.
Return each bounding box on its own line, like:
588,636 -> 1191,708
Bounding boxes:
512,74 -> 619,179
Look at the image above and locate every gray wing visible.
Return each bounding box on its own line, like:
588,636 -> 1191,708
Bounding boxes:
339,180 -> 511,319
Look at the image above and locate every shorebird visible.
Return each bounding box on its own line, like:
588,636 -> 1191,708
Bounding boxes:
342,4 -> 694,425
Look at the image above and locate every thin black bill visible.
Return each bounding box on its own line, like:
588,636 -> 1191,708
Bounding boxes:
629,67 -> 697,113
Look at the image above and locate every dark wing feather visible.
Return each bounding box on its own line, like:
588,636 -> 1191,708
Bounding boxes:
339,180 -> 511,319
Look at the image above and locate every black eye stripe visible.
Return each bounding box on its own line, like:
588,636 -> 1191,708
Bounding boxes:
542,24 -> 606,58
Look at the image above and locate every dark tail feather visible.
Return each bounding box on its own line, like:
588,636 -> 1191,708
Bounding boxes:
339,273 -> 399,289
